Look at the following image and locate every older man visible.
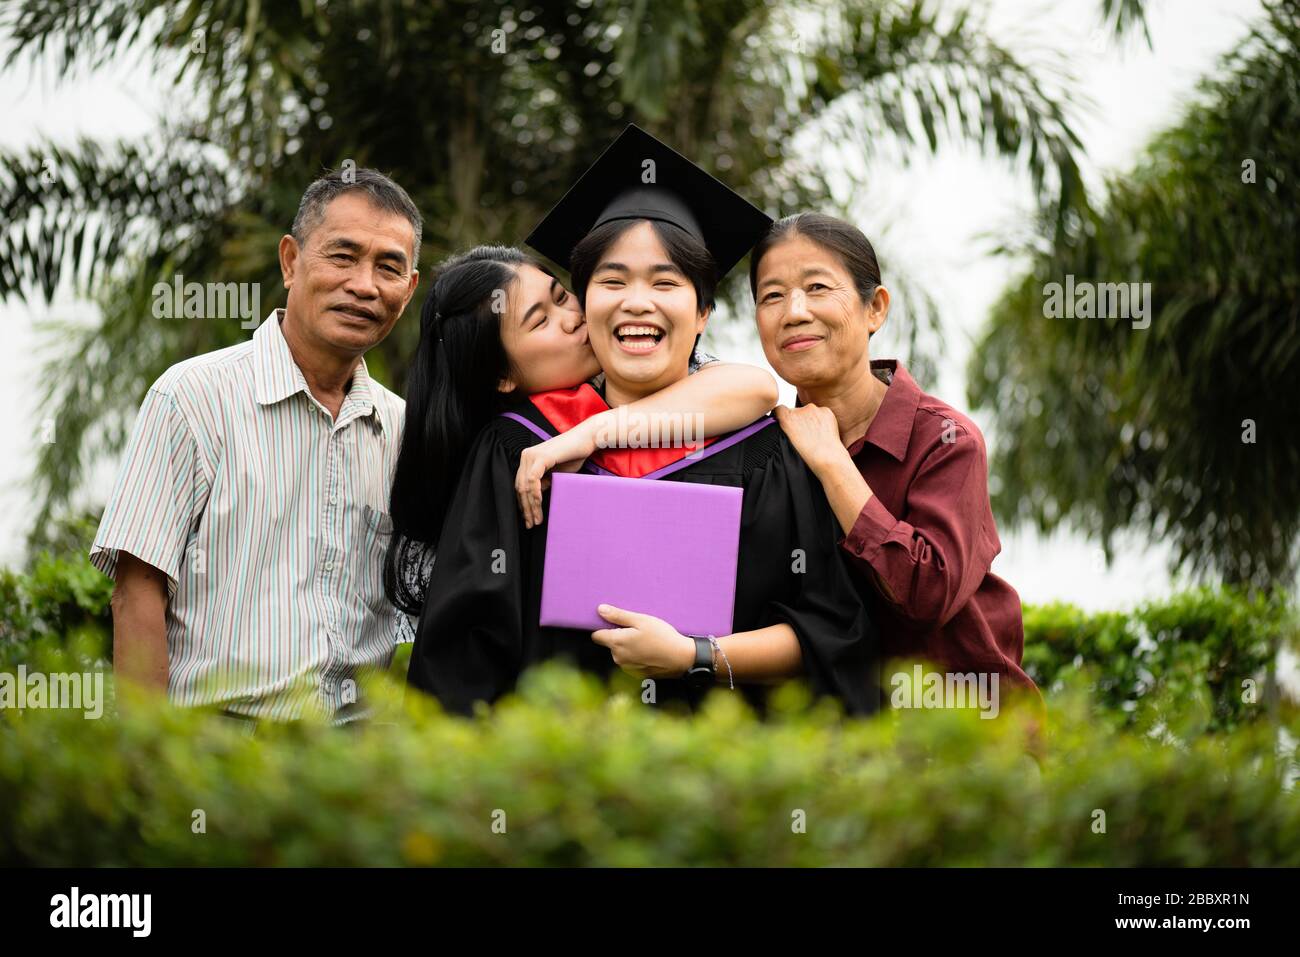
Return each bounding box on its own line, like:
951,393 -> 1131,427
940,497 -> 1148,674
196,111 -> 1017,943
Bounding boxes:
91,168 -> 420,723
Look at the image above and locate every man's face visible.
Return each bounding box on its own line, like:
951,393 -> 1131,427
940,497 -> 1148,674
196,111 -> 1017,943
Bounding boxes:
583,221 -> 708,403
279,192 -> 419,357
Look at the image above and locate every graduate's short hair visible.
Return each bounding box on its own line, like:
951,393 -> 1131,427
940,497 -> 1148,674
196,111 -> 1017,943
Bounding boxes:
567,218 -> 718,315
749,212 -> 881,305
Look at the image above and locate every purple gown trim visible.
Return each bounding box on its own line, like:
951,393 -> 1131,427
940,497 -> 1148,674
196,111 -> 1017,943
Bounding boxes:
499,411 -> 775,479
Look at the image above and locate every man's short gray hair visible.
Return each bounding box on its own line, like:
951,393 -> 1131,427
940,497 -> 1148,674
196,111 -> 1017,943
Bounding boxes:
291,167 -> 423,266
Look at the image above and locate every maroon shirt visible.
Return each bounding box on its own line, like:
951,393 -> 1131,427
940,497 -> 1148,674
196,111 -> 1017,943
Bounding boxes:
833,360 -> 1040,701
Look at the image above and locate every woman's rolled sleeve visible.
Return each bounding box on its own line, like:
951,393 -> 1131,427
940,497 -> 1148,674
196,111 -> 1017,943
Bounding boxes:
839,429 -> 996,629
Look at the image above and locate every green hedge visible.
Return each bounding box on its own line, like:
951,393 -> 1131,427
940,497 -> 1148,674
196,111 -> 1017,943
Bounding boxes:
0,553 -> 112,654
0,662 -> 1297,866
1022,588 -> 1294,735
2,556 -> 1297,866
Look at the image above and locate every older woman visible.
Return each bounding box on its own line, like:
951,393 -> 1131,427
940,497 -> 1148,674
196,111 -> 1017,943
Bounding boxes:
749,212 -> 1040,707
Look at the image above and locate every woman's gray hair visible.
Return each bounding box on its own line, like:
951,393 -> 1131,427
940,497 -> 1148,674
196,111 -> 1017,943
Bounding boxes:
291,167 -> 423,264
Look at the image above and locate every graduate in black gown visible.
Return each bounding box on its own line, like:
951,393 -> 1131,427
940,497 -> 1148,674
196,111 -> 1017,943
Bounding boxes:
405,125 -> 879,715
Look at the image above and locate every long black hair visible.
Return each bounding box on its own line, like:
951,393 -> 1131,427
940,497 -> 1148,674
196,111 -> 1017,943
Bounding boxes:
383,244 -> 543,615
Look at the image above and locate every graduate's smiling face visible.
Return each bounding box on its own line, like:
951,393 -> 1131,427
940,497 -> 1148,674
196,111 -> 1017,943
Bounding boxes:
497,265 -> 600,395
753,234 -> 889,390
583,221 -> 710,404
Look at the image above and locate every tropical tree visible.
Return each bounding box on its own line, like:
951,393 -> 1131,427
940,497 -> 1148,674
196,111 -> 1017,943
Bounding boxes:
0,0 -> 1138,534
969,0 -> 1300,590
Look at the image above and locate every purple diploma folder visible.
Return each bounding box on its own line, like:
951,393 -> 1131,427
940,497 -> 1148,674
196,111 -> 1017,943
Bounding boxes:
538,471 -> 743,636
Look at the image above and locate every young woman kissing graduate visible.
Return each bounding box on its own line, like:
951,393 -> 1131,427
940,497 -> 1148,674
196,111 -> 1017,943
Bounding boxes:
398,125 -> 879,717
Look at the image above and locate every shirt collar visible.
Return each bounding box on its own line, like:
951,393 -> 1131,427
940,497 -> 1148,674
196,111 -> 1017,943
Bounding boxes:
847,359 -> 921,462
253,309 -> 303,405
253,309 -> 385,432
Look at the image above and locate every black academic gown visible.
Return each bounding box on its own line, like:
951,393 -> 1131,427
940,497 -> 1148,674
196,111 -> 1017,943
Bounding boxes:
407,399 -> 880,716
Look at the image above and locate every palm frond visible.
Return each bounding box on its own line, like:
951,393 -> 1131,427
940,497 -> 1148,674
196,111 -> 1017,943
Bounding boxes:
0,136 -> 230,302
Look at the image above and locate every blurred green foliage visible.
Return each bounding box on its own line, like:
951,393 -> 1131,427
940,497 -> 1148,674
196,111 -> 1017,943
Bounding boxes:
0,554 -> 111,657
1023,588 -> 1295,737
1,511 -> 112,662
0,660 -> 1296,866
969,0 -> 1300,590
2,548 -> 1295,866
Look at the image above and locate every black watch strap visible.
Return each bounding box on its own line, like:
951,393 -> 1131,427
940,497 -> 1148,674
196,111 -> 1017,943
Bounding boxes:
684,635 -> 715,689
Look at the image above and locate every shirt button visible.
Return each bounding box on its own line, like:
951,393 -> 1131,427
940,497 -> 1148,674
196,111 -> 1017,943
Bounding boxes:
324,560 -> 335,571
329,494 -> 337,504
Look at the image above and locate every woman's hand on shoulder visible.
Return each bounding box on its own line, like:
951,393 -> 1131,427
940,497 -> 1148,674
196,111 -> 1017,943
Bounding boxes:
774,403 -> 848,475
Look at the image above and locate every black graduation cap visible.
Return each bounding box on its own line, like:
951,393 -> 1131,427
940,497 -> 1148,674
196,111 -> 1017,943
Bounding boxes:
525,124 -> 773,278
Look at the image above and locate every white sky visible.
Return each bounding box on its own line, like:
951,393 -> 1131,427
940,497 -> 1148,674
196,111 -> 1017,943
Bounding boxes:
0,0 -> 1265,610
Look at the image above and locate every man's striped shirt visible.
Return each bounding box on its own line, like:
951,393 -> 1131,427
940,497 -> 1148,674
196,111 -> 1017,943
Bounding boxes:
90,310 -> 408,720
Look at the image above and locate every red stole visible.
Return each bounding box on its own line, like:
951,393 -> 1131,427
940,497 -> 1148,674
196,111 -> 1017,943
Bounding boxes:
529,384 -> 718,479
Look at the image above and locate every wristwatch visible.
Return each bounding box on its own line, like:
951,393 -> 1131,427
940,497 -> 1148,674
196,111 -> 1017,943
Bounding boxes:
683,635 -> 715,691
